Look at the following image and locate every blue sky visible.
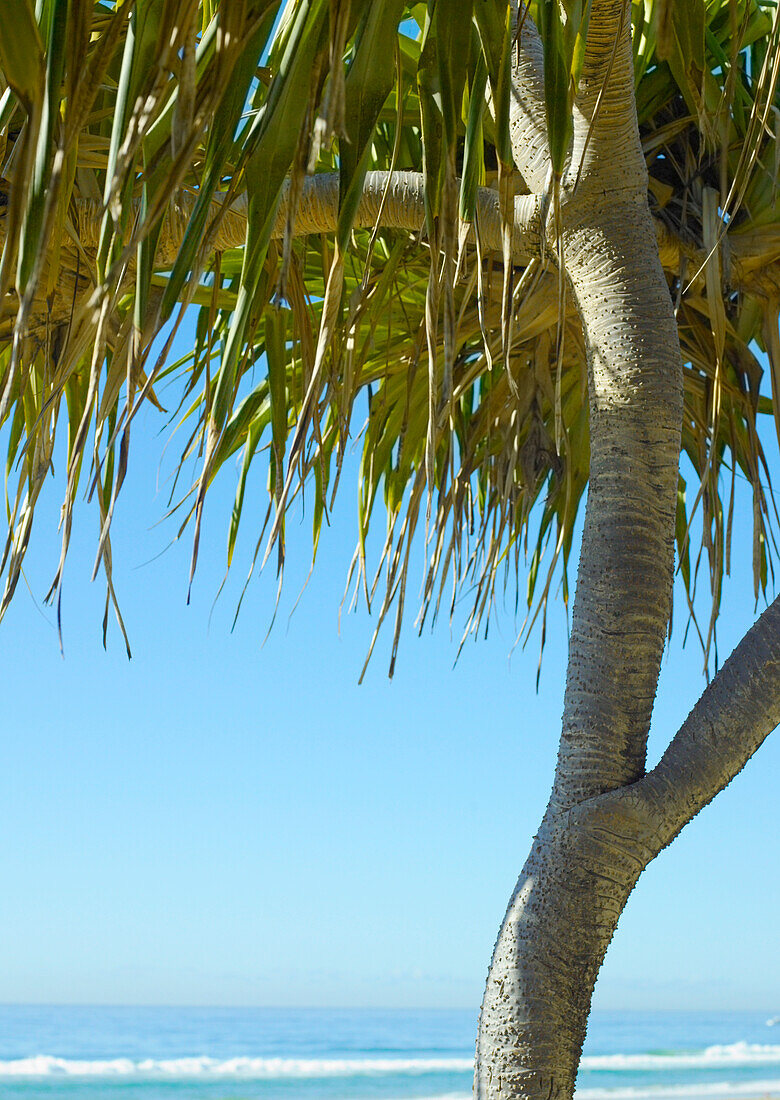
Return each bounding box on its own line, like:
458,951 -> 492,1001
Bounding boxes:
0,333 -> 778,1011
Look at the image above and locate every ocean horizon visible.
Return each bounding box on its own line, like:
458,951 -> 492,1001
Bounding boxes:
1,1005 -> 780,1100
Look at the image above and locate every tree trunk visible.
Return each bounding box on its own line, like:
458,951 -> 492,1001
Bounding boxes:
474,207 -> 682,1100
475,3 -> 683,1097
475,804 -> 652,1100
474,588 -> 780,1100
474,0 -> 780,1094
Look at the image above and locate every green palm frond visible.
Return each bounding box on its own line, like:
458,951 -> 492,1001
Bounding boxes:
0,0 -> 779,673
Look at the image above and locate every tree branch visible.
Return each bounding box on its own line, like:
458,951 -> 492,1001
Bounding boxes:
637,596 -> 780,847
19,167 -> 780,338
508,5 -> 552,192
72,171 -> 545,267
567,0 -> 646,195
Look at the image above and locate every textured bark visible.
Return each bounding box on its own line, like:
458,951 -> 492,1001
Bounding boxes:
475,798 -> 657,1099
14,173 -> 543,333
507,16 -> 550,195
70,173 -> 544,267
639,595 -> 780,845
505,7 -> 683,810
476,2 -> 683,1098
557,232 -> 681,803
476,3 -> 780,1098
475,589 -> 780,1100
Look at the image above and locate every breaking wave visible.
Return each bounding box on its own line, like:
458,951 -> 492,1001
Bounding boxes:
2,1043 -> 780,1084
580,1045 -> 780,1071
0,1055 -> 473,1078
576,1081 -> 780,1100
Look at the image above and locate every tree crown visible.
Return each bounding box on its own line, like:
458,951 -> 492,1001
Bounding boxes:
0,0 -> 778,671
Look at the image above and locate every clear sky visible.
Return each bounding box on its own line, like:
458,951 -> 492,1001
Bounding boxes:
0,327 -> 778,1012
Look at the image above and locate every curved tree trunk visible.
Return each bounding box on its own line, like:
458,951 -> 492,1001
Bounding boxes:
475,3 -> 684,1097
474,805 -> 654,1100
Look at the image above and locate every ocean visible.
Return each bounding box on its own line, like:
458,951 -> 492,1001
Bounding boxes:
0,1007 -> 779,1100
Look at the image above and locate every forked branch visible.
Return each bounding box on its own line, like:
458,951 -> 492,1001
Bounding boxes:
638,596 -> 780,846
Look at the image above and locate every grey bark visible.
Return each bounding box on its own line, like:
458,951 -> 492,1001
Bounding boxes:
475,3 -> 780,1100
638,594 -> 780,846
71,173 -> 544,266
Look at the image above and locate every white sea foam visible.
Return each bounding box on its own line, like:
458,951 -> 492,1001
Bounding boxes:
3,1044 -> 780,1082
580,1044 -> 780,1071
0,1055 -> 474,1078
575,1079 -> 780,1100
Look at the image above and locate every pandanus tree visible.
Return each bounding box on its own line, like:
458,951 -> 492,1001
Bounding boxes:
2,0 -> 780,1096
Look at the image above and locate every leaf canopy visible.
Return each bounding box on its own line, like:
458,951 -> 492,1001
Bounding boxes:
0,0 -> 779,671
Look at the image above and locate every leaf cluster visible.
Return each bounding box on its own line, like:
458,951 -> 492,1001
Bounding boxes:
0,0 -> 778,673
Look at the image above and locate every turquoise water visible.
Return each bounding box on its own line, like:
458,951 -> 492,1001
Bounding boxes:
1,1007 -> 780,1100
